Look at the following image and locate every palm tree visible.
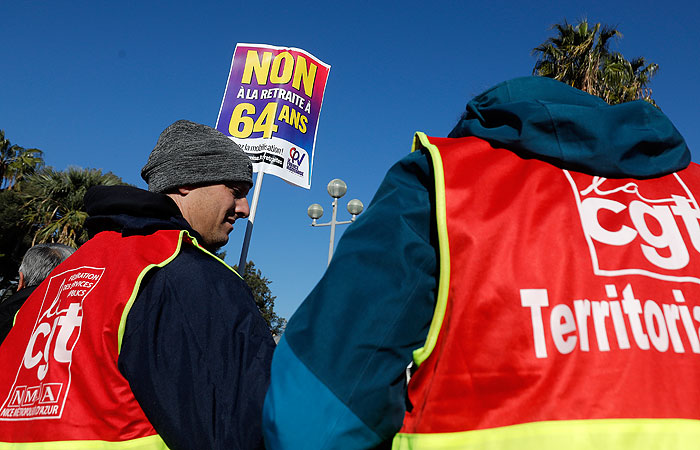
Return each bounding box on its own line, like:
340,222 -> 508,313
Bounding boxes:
600,54 -> 659,105
533,20 -> 620,94
20,167 -> 124,247
5,148 -> 44,190
0,130 -> 44,190
533,19 -> 658,106
0,130 -> 18,187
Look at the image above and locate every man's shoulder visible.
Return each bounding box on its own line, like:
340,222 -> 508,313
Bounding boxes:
0,286 -> 36,308
145,244 -> 253,307
125,244 -> 258,336
0,286 -> 37,318
163,244 -> 242,280
0,286 -> 38,344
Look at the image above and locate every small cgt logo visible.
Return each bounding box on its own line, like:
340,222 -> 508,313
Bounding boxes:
565,171 -> 700,283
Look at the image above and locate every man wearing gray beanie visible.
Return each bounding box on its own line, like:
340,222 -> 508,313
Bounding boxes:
0,120 -> 274,450
142,119 -> 254,250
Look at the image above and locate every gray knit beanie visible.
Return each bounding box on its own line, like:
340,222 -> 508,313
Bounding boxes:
141,120 -> 253,193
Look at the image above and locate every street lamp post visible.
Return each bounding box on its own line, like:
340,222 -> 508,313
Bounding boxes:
308,178 -> 364,266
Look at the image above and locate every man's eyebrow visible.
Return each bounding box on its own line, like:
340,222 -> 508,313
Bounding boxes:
226,183 -> 249,196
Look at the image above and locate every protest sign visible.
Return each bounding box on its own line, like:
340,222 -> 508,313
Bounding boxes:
216,43 -> 330,189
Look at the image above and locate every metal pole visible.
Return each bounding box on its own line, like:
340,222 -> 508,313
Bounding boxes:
327,197 -> 338,266
238,171 -> 264,271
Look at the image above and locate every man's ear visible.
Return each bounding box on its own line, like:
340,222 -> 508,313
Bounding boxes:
18,272 -> 26,290
176,186 -> 195,195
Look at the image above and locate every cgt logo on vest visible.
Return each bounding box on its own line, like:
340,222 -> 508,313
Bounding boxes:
565,171 -> 700,283
0,266 -> 104,420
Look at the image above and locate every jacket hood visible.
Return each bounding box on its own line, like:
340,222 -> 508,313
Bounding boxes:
83,185 -> 199,240
448,76 -> 690,178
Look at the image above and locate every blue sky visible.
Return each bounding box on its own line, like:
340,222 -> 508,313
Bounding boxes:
2,0 -> 699,321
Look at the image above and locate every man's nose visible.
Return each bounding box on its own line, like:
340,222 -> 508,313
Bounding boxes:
236,197 -> 250,218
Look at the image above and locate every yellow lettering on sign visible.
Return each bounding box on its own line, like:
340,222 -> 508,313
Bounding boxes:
278,105 -> 308,134
270,52 -> 294,84
229,102 -> 278,139
292,55 -> 318,98
240,49 -> 318,98
241,50 -> 273,85
253,103 -> 279,139
229,103 -> 255,138
278,104 -> 290,124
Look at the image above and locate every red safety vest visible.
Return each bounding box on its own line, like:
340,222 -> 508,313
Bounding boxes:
394,133 -> 700,449
0,229 -> 212,449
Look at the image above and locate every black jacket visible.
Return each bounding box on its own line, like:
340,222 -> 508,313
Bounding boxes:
85,185 -> 275,450
0,285 -> 37,345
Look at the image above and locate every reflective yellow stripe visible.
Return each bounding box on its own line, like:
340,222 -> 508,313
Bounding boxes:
117,230 -> 187,353
0,434 -> 168,449
392,418 -> 700,449
117,230 -> 245,354
186,232 -> 245,280
410,132 -> 451,366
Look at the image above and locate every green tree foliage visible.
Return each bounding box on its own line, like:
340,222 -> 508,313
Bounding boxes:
0,189 -> 33,297
0,129 -> 44,190
533,19 -> 659,106
234,261 -> 286,335
0,130 -> 43,296
600,53 -> 658,106
0,130 -> 127,295
21,167 -> 124,247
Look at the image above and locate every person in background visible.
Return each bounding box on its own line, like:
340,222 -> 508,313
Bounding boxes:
0,120 -> 275,449
263,76 -> 700,449
0,243 -> 75,345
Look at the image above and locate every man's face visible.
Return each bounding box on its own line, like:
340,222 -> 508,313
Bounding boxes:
179,182 -> 250,250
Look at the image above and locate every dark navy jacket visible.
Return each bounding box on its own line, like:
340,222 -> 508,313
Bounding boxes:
85,185 -> 275,450
0,286 -> 38,345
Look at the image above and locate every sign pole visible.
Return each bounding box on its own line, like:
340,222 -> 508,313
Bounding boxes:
238,171 -> 265,271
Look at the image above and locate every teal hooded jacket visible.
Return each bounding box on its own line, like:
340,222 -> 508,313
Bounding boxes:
262,77 -> 691,449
